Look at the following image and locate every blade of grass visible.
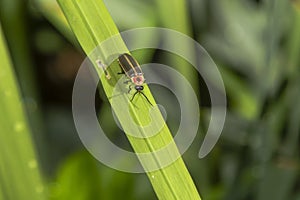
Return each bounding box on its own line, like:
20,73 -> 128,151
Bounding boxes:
0,0 -> 47,167
104,0 -> 159,65
0,24 -> 46,200
0,0 -> 37,100
286,6 -> 300,77
34,0 -> 78,45
57,0 -> 201,199
155,0 -> 199,93
105,0 -> 157,29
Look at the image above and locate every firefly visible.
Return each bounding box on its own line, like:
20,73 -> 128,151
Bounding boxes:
117,53 -> 153,106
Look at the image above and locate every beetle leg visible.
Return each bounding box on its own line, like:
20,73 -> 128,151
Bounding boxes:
130,91 -> 153,106
130,91 -> 138,102
123,80 -> 131,84
128,85 -> 133,93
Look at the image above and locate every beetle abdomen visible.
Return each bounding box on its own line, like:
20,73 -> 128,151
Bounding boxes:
118,53 -> 143,77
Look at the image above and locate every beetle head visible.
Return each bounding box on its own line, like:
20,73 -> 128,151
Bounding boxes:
135,85 -> 144,91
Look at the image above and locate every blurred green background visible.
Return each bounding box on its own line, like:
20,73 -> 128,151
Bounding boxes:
0,0 -> 300,199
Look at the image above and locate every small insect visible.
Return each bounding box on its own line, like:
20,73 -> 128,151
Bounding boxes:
117,53 -> 153,106
96,59 -> 111,79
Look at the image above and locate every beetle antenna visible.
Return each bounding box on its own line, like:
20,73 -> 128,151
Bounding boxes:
130,91 -> 153,106
140,92 -> 153,106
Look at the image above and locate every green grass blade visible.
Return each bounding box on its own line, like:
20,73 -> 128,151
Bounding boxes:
0,24 -> 46,200
0,0 -> 38,100
287,7 -> 300,76
0,0 -> 46,162
155,0 -> 191,35
57,0 -> 201,199
34,0 -> 78,45
154,0 -> 199,90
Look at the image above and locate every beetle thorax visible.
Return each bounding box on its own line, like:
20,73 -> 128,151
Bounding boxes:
131,75 -> 144,86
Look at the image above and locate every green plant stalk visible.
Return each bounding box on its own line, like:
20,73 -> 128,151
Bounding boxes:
287,7 -> 300,76
34,0 -> 158,61
34,0 -> 78,46
57,0 -> 201,199
0,0 -> 37,99
0,0 -> 46,166
0,24 -> 46,200
155,0 -> 199,95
